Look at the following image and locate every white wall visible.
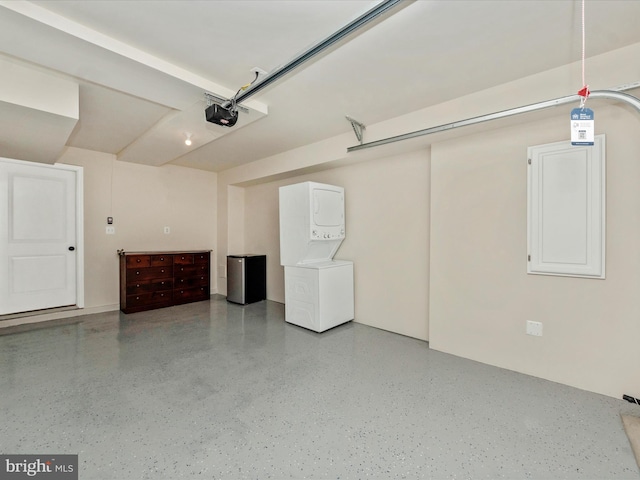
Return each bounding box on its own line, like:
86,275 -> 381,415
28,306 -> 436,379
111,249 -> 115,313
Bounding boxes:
243,151 -> 430,340
217,42 -> 640,398
61,147 -> 217,310
429,106 -> 640,399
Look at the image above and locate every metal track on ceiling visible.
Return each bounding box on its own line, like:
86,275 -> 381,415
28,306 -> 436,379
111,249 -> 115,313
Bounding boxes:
347,84 -> 640,153
222,0 -> 408,108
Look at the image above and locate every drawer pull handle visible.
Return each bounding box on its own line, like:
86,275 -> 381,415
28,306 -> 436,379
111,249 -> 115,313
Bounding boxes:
181,290 -> 184,294
161,269 -> 165,273
136,284 -> 140,287
136,271 -> 140,275
136,259 -> 141,263
161,282 -> 165,285
160,257 -> 164,261
160,293 -> 164,297
136,296 -> 139,300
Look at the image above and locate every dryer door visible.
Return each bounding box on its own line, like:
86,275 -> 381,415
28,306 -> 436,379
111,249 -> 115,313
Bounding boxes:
312,188 -> 343,226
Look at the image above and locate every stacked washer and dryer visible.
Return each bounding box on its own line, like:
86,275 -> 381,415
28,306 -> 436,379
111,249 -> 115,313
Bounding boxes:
279,182 -> 354,332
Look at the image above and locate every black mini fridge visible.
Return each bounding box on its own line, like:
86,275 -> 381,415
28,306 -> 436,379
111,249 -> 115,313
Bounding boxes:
226,255 -> 266,304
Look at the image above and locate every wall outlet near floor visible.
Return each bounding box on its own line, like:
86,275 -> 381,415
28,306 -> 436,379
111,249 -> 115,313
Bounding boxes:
526,320 -> 543,336
106,226 -> 115,234
163,226 -> 170,234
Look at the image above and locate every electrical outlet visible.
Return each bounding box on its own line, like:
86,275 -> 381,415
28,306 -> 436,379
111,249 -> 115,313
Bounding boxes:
106,226 -> 115,235
164,226 -> 170,234
526,320 -> 543,336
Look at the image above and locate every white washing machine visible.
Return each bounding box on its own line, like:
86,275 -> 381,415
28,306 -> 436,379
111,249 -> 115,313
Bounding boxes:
284,260 -> 354,332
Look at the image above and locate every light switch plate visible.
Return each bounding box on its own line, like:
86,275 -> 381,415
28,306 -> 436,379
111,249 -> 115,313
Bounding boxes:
526,320 -> 543,336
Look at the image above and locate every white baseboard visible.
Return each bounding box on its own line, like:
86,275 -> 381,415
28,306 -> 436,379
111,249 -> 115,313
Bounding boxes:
1,292 -> 221,329
0,303 -> 120,329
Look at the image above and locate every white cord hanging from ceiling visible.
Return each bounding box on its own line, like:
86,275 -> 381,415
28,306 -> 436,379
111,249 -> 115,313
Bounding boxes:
577,0 -> 590,108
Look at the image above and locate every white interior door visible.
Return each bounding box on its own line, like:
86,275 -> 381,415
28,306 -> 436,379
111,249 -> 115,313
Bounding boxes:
0,158 -> 80,315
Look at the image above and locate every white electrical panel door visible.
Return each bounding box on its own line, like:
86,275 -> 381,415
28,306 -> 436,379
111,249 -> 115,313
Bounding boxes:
527,135 -> 605,278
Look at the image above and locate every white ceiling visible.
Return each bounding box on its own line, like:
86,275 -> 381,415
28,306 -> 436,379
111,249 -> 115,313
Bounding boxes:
1,0 -> 640,172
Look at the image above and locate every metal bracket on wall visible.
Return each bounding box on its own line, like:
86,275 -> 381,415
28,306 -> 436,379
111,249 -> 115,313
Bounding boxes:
346,116 -> 366,144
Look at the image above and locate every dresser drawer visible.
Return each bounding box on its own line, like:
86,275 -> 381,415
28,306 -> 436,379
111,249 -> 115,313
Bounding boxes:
126,290 -> 172,308
151,278 -> 173,290
174,286 -> 209,304
194,252 -> 209,264
151,254 -> 173,267
174,274 -> 208,288
127,266 -> 172,282
174,254 -> 194,265
175,263 -> 209,276
174,264 -> 197,277
126,255 -> 151,268
126,278 -> 174,295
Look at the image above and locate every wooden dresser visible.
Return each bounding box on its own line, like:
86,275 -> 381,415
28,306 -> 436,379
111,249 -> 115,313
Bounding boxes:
119,250 -> 210,313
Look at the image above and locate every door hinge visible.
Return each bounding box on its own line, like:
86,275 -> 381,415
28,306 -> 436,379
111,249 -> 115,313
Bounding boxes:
527,254 -> 531,261
528,158 -> 531,165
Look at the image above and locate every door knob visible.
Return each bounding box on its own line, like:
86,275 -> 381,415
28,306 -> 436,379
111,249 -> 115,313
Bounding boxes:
68,246 -> 75,251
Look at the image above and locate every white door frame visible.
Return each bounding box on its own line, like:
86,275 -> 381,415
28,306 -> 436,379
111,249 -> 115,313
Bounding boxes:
0,157 -> 84,311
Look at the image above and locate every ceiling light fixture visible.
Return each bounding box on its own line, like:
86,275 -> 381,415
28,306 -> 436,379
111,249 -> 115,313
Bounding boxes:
184,133 -> 192,146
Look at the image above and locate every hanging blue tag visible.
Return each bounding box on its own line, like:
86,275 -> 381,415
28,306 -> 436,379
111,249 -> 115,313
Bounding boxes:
570,108 -> 594,145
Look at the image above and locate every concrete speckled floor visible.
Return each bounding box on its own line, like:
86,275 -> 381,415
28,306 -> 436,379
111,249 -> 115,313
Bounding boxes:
1,296 -> 638,479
